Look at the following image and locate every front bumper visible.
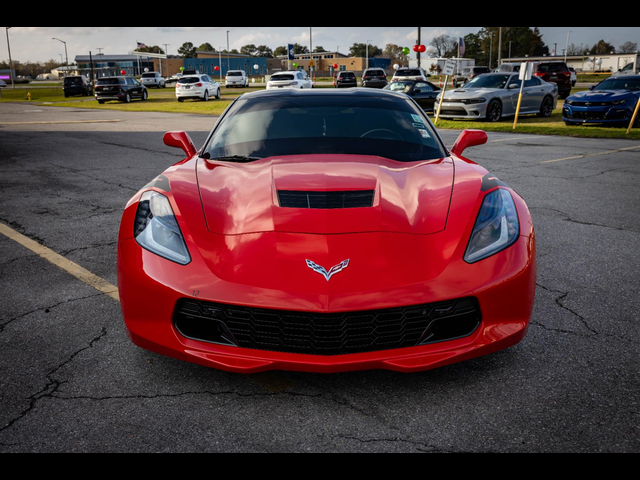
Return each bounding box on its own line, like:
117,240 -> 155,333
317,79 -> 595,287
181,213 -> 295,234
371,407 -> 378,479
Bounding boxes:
436,101 -> 488,120
118,228 -> 536,374
563,103 -> 635,125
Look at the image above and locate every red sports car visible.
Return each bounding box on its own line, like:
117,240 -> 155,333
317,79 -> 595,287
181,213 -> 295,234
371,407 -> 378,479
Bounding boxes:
117,89 -> 536,374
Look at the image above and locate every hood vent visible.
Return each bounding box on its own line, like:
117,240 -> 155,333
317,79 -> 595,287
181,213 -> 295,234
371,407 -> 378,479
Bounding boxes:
278,190 -> 375,210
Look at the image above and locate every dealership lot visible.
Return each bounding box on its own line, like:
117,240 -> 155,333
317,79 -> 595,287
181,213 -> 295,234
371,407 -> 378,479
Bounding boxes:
0,103 -> 638,452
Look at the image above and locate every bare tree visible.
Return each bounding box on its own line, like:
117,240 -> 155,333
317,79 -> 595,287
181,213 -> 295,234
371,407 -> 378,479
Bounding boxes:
619,41 -> 639,54
429,35 -> 458,58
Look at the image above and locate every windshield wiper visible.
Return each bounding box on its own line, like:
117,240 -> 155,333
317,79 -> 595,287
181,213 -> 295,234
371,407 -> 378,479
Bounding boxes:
208,155 -> 262,163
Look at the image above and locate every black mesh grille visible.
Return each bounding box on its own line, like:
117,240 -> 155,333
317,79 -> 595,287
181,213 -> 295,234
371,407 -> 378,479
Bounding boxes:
174,298 -> 481,356
278,191 -> 375,209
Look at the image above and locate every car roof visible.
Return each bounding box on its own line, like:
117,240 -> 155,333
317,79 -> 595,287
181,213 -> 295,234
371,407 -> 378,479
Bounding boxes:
242,88 -> 408,101
273,71 -> 302,75
611,74 -> 640,79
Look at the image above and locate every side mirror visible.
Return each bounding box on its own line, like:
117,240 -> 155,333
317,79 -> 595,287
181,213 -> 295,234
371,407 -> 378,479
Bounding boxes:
163,131 -> 197,158
508,83 -> 520,90
589,85 -> 596,91
451,130 -> 488,157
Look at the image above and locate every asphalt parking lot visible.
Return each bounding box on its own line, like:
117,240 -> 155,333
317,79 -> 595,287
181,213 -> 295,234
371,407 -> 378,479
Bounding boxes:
0,103 -> 638,453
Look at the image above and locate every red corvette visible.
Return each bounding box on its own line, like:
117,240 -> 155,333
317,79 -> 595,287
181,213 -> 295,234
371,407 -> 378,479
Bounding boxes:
117,89 -> 536,374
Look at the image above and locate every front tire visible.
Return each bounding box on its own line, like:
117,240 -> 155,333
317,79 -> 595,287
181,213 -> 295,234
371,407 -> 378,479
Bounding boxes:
215,88 -> 221,100
538,96 -> 554,118
486,100 -> 503,122
203,90 -> 209,102
141,90 -> 148,101
124,93 -> 131,104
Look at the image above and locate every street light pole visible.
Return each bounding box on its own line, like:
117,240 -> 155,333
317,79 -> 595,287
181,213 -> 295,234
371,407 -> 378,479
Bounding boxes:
498,27 -> 503,67
52,37 -> 69,76
5,27 -> 15,89
366,40 -> 372,70
565,31 -> 573,64
227,30 -> 230,75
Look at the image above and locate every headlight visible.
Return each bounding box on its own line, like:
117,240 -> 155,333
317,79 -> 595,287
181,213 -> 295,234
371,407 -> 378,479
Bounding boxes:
612,99 -> 627,105
463,98 -> 487,105
566,100 -> 574,105
134,191 -> 191,265
465,189 -> 520,264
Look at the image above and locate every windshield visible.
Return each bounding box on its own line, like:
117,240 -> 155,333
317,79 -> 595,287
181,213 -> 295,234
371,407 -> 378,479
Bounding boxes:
385,81 -> 414,93
271,74 -> 295,81
537,63 -> 568,73
97,78 -> 125,86
595,78 -> 640,91
204,95 -> 446,163
339,73 -> 356,79
228,72 -> 243,77
142,73 -> 157,78
464,75 -> 512,90
64,77 -> 83,85
396,69 -> 422,77
178,77 -> 202,84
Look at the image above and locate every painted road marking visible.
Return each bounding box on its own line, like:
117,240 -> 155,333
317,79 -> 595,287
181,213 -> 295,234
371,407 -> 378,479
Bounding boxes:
0,221 -> 290,391
0,222 -> 120,302
489,136 -> 543,143
0,120 -> 123,126
541,145 -> 640,164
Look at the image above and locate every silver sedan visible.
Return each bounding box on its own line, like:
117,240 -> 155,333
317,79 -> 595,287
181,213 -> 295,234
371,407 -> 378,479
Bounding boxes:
435,73 -> 558,122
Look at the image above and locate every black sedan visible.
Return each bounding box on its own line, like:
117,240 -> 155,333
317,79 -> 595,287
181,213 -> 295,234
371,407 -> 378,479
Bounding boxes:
384,80 -> 441,113
334,71 -> 358,89
95,77 -> 148,104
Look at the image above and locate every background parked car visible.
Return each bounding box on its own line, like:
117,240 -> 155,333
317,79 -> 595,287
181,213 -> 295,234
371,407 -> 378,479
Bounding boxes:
392,67 -> 429,83
563,75 -> 640,128
454,67 -> 491,88
0,80 -> 6,88
166,73 -> 183,85
435,72 -> 558,122
95,77 -> 147,104
334,71 -> 358,88
176,75 -> 220,102
384,80 -> 441,113
496,63 -> 524,73
534,61 -> 572,99
618,62 -> 640,75
362,68 -> 388,89
226,71 -> 249,88
63,76 -> 94,97
266,71 -> 313,90
141,72 -> 166,89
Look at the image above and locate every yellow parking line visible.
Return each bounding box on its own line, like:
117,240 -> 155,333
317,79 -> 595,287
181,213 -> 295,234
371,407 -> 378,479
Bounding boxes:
0,221 -> 291,390
0,222 -> 119,302
541,145 -> 640,164
0,120 -> 122,126
489,136 -> 541,143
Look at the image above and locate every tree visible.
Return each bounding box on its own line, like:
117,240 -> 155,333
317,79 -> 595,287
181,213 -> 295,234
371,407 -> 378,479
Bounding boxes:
240,44 -> 258,56
382,44 -> 405,65
313,46 -> 328,53
429,35 -> 458,58
255,45 -> 274,58
178,42 -> 197,58
567,43 -> 590,56
198,43 -> 216,53
474,27 -> 549,67
135,45 -> 165,55
590,40 -> 616,55
293,43 -> 309,55
619,41 -> 638,54
463,33 -> 483,61
274,46 -> 288,57
349,43 -> 382,58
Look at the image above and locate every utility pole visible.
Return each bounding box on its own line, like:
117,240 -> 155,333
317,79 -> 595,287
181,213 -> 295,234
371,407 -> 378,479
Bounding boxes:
5,27 -> 14,88
565,31 -> 573,64
417,27 -> 422,68
163,44 -> 170,77
52,37 -> 69,76
498,27 -> 503,67
227,30 -> 231,75
366,39 -> 372,70
489,32 -> 494,69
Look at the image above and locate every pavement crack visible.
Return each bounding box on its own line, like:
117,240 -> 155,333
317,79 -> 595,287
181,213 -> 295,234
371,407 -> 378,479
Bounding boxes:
536,283 -> 640,346
0,327 -> 108,435
0,218 -> 47,245
531,207 -> 639,234
335,435 -> 451,453
59,241 -> 118,256
0,293 -> 104,335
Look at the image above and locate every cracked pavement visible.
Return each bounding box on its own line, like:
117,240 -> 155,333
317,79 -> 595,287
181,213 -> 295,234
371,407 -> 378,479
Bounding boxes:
0,104 -> 638,452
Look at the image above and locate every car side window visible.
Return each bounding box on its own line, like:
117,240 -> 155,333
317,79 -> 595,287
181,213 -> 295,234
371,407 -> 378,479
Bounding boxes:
525,78 -> 539,88
415,82 -> 433,91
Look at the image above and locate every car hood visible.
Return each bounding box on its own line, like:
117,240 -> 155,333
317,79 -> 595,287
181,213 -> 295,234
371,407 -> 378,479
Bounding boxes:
196,155 -> 454,235
439,88 -> 500,100
569,90 -> 638,102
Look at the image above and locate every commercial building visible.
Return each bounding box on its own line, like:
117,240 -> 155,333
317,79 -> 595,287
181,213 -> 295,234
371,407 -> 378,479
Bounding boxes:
276,51 -> 392,75
505,54 -> 639,73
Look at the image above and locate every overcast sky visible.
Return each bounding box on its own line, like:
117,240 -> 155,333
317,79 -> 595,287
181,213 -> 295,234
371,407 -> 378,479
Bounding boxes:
3,27 -> 639,62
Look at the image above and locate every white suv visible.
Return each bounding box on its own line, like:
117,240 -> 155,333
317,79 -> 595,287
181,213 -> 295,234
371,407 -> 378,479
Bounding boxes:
267,71 -> 313,90
176,75 -> 221,102
226,70 -> 249,88
391,67 -> 429,83
141,72 -> 166,89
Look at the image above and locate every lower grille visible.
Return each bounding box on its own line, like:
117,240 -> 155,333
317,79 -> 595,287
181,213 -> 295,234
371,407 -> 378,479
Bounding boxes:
174,298 -> 482,356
